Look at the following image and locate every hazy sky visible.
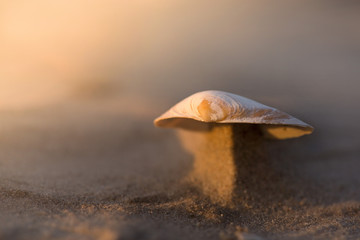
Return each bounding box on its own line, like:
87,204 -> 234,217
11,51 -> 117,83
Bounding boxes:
0,0 -> 359,111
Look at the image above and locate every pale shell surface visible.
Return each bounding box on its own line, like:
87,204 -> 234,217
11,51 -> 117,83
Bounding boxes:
154,90 -> 314,139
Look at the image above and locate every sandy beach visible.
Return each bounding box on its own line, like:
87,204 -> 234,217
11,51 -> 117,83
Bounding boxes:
1,1 -> 360,239
0,90 -> 358,240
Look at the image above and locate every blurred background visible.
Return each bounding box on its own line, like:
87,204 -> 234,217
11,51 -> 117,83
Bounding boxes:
1,0 -> 359,109
0,0 -> 359,194
0,1 -> 360,238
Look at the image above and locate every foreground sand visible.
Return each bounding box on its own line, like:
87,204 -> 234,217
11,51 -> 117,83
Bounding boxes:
0,95 -> 359,240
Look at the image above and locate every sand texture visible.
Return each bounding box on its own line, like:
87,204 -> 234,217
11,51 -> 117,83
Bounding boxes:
1,0 -> 360,239
0,94 -> 358,240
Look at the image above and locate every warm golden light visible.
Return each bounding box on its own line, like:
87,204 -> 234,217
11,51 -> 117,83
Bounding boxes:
0,1 -> 359,238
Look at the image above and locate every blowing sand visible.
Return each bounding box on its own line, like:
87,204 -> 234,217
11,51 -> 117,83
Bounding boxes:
0,93 -> 358,240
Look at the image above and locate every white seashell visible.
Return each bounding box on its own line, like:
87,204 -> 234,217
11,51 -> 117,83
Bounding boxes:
154,90 -> 314,139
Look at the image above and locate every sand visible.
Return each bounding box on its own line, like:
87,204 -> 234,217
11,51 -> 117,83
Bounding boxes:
1,0 -> 359,238
0,93 -> 358,240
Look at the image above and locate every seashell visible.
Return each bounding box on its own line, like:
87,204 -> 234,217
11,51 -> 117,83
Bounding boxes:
154,90 -> 314,139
